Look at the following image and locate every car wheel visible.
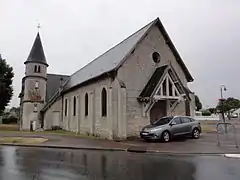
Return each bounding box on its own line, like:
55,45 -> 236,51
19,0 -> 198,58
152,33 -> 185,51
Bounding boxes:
162,131 -> 171,142
192,128 -> 200,139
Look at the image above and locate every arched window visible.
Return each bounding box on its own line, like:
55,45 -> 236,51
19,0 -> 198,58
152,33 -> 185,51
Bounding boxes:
85,93 -> 88,116
65,99 -> 68,116
73,96 -> 76,116
101,88 -> 107,117
38,66 -> 41,73
34,65 -> 37,73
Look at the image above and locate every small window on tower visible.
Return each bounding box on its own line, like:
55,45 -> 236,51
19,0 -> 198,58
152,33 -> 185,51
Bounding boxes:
34,65 -> 37,73
35,81 -> 39,89
33,104 -> 38,112
38,66 -> 41,73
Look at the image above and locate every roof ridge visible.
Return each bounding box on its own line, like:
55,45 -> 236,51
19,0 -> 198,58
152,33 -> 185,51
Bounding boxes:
70,18 -> 158,77
47,73 -> 70,76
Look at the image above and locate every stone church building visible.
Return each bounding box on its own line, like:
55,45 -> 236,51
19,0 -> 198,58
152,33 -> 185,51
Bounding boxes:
19,18 -> 195,140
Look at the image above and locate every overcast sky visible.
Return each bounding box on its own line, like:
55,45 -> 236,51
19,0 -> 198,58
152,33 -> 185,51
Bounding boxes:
1,0 -> 239,108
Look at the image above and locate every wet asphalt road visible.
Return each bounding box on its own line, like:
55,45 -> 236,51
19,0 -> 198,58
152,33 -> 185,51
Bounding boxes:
0,146 -> 240,180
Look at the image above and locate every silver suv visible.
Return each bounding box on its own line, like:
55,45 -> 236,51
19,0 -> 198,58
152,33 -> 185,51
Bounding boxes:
140,116 -> 202,142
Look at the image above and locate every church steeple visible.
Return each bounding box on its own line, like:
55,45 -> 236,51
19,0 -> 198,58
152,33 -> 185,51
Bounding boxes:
24,32 -> 48,66
20,30 -> 49,130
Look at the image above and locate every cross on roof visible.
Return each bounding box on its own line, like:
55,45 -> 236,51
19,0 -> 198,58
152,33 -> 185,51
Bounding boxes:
37,23 -> 41,32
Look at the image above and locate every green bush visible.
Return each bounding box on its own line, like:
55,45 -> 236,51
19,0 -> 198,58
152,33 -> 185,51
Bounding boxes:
2,116 -> 18,124
202,110 -> 211,116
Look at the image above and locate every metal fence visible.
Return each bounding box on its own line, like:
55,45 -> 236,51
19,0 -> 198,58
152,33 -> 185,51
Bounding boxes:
216,122 -> 238,148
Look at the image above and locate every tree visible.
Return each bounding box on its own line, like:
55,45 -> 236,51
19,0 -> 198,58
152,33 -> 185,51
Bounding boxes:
0,55 -> 14,115
216,97 -> 240,117
195,95 -> 202,111
207,107 -> 217,114
201,109 -> 211,116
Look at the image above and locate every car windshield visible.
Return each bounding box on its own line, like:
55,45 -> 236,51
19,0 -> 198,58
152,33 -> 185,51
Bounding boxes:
152,117 -> 173,126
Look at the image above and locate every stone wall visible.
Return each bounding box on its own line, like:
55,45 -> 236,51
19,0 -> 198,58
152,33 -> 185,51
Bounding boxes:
43,97 -> 63,129
117,24 -> 192,137
59,77 -> 115,139
21,62 -> 48,130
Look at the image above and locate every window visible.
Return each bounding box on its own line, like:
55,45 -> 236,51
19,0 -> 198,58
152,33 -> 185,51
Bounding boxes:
65,99 -> 68,116
189,118 -> 195,122
35,81 -> 39,89
73,96 -> 76,116
38,66 -> 41,73
101,88 -> 107,117
181,117 -> 190,123
152,52 -> 161,63
172,117 -> 182,125
153,117 -> 173,126
85,93 -> 88,116
34,65 -> 37,73
33,104 -> 38,112
34,65 -> 41,73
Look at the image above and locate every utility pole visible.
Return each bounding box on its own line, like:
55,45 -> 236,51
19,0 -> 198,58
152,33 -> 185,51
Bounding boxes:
220,85 -> 227,123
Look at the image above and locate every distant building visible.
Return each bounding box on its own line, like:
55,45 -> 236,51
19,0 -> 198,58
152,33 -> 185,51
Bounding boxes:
195,111 -> 202,116
19,17 -> 195,140
232,108 -> 240,117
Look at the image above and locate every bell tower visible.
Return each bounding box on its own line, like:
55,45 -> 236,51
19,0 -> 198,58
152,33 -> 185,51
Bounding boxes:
20,32 -> 48,130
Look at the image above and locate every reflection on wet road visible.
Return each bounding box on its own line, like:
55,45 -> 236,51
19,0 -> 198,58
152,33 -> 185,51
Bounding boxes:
0,146 -> 239,180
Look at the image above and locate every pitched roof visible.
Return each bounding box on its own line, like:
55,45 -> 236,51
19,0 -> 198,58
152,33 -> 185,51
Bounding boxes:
64,18 -> 193,91
64,19 -> 156,90
24,32 -> 48,66
46,73 -> 70,101
139,65 -> 168,98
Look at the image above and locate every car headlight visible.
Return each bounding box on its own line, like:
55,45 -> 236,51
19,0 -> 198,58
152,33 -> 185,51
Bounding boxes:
149,128 -> 160,132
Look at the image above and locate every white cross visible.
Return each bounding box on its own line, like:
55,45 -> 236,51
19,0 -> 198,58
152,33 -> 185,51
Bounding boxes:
37,23 -> 41,31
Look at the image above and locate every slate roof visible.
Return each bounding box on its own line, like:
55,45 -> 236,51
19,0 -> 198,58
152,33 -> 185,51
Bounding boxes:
139,65 -> 168,98
64,19 -> 155,90
63,17 -> 193,92
46,74 -> 70,101
24,32 -> 48,66
42,17 -> 194,111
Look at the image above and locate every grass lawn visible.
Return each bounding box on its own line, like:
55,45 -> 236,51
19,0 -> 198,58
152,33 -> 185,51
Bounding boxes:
0,124 -> 102,140
43,130 -> 103,139
201,125 -> 216,133
200,121 -> 217,133
0,137 -> 48,144
200,120 -> 219,125
0,124 -> 19,131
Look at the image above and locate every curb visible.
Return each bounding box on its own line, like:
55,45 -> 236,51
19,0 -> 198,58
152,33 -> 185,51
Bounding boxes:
127,148 -> 147,153
0,143 -> 127,152
126,148 -> 238,155
1,143 -> 240,155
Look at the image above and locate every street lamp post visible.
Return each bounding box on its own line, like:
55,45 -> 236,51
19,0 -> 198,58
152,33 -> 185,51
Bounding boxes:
220,85 -> 227,123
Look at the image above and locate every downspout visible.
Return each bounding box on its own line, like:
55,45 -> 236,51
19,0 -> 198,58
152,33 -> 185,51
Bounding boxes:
60,77 -> 64,129
61,93 -> 64,129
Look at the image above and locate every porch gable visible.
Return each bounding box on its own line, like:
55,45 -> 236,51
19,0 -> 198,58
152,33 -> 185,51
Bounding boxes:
138,64 -> 187,102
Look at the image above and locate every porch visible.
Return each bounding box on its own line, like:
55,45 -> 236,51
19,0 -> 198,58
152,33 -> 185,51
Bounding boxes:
138,64 -> 194,122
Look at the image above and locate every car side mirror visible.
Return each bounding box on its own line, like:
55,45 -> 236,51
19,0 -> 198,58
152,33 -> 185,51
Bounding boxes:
170,121 -> 176,126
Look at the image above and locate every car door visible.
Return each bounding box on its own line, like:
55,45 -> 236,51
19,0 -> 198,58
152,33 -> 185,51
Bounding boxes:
180,117 -> 192,134
170,117 -> 184,136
